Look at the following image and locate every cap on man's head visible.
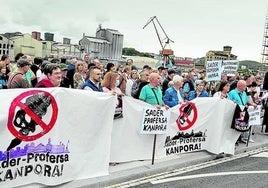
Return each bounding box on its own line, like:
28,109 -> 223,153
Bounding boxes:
1,54 -> 9,61
167,69 -> 176,75
17,60 -> 31,67
60,63 -> 68,71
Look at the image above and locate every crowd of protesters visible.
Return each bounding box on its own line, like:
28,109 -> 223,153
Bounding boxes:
1,53 -> 268,144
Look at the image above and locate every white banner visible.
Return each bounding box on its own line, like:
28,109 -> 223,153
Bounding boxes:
159,98 -> 240,157
110,97 -> 240,162
0,89 -> 243,186
0,88 -> 117,187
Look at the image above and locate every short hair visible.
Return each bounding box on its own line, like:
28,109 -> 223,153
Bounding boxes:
243,74 -> 251,81
51,58 -> 60,64
1,54 -> 9,61
84,54 -> 90,58
15,53 -> 24,62
34,57 -> 43,65
40,61 -> 51,73
88,66 -> 100,76
43,63 -> 60,75
172,75 -> 183,84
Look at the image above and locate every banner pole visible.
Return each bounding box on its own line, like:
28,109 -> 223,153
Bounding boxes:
246,126 -> 252,147
152,134 -> 157,165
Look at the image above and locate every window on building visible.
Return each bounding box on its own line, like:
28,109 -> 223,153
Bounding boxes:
0,50 -> 1,54
0,36 -> 2,40
0,43 -> 1,48
3,44 -> 6,48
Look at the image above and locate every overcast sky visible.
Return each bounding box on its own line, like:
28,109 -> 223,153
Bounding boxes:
0,0 -> 267,61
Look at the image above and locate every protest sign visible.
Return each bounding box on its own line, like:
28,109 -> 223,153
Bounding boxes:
140,107 -> 170,134
206,60 -> 222,81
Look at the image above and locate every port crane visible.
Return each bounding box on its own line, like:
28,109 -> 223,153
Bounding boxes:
143,16 -> 174,67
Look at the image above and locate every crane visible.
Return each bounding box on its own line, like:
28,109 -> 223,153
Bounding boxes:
143,16 -> 174,67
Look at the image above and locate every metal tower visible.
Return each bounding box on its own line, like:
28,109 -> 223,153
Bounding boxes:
261,9 -> 268,64
143,16 -> 174,68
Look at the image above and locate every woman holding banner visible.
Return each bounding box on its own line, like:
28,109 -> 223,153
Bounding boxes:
163,75 -> 184,107
188,80 -> 209,101
213,81 -> 230,99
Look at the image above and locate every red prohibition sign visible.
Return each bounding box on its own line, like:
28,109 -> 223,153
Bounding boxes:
7,90 -> 58,141
176,102 -> 198,131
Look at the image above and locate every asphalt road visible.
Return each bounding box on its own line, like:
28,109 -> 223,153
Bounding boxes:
117,149 -> 268,188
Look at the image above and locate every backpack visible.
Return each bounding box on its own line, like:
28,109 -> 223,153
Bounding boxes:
131,79 -> 147,99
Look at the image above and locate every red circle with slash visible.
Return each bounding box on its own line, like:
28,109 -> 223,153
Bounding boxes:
7,90 -> 58,141
176,102 -> 198,131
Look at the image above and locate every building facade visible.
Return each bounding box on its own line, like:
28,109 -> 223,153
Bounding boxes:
79,25 -> 124,63
11,33 -> 43,58
1,32 -> 80,60
0,34 -> 14,58
206,46 -> 237,61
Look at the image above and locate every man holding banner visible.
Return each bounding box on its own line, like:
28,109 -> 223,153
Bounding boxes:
229,80 -> 257,143
139,72 -> 169,165
139,72 -> 168,110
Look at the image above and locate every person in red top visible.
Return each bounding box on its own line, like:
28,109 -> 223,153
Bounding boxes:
35,63 -> 61,87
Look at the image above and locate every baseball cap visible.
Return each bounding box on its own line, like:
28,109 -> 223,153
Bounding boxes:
60,63 -> 68,71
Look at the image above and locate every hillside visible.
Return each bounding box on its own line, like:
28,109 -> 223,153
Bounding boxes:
239,60 -> 268,73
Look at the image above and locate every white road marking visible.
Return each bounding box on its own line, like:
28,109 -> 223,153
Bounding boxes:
151,171 -> 268,184
106,147 -> 268,188
250,151 -> 268,158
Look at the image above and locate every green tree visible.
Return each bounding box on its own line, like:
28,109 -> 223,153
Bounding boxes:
122,48 -> 140,56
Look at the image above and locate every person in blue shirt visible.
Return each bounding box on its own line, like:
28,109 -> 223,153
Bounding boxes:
0,62 -> 8,89
82,66 -> 103,92
188,80 -> 209,101
228,80 -> 251,106
163,75 -> 184,107
228,80 -> 257,143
